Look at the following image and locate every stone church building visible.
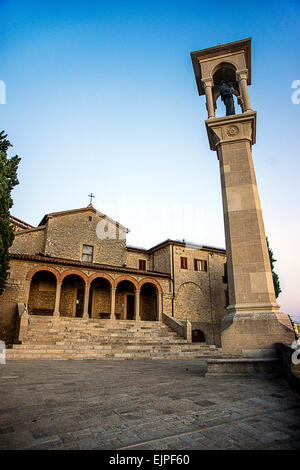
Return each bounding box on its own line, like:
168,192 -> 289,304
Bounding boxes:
0,204 -> 228,350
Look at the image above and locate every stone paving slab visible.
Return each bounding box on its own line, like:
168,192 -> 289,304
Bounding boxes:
0,359 -> 299,450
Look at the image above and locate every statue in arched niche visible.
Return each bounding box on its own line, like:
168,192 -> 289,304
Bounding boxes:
218,81 -> 236,116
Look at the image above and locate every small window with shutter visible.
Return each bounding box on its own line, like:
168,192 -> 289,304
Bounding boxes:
194,259 -> 207,271
82,244 -> 94,263
180,257 -> 188,269
139,259 -> 146,270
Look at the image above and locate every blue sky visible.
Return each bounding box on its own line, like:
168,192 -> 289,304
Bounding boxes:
1,0 -> 300,317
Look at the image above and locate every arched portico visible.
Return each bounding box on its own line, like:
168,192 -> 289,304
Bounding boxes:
28,270 -> 57,316
59,273 -> 86,318
140,282 -> 158,321
115,279 -> 138,320
89,277 -> 112,319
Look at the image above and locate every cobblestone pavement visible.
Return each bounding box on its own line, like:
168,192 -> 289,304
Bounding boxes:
0,359 -> 299,450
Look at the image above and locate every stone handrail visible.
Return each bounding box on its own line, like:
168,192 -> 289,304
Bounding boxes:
162,313 -> 192,343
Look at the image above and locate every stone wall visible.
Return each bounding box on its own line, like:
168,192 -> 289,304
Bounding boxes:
91,287 -> 111,318
10,228 -> 45,255
126,249 -> 150,271
28,275 -> 56,314
44,212 -> 127,266
172,245 -> 227,346
152,245 -> 171,274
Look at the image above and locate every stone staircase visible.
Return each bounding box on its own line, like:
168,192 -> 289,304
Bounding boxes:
6,315 -> 222,360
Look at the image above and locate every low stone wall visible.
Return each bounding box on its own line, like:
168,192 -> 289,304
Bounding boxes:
206,357 -> 282,376
276,342 -> 300,395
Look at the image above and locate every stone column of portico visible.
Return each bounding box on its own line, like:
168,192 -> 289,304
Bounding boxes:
19,279 -> 31,341
206,112 -> 295,355
82,284 -> 90,319
134,290 -> 141,321
157,292 -> 162,321
24,279 -> 31,307
53,281 -> 62,317
110,287 -> 116,320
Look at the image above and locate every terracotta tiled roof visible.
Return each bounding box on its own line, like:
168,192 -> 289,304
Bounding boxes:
10,253 -> 170,278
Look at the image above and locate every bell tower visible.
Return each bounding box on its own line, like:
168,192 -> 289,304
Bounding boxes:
191,38 -> 294,356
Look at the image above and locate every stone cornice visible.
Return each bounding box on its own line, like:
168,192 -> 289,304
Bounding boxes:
10,253 -> 170,278
205,111 -> 257,152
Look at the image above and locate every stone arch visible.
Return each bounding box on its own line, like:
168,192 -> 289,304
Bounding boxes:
88,275 -> 112,319
27,269 -> 58,315
140,281 -> 159,321
192,329 -> 206,343
87,273 -> 114,288
211,60 -> 237,78
60,272 -> 86,318
138,278 -> 162,293
26,265 -> 60,282
175,282 -> 210,322
60,269 -> 88,284
115,275 -> 139,290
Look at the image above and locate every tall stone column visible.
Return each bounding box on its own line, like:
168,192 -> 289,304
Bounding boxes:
110,287 -> 116,320
191,38 -> 295,359
82,284 -> 90,319
206,112 -> 295,355
134,290 -> 140,321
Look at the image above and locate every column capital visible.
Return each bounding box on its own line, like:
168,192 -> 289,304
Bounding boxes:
201,77 -> 213,88
236,69 -> 248,81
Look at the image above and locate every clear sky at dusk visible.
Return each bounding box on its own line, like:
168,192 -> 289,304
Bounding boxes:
1,0 -> 300,317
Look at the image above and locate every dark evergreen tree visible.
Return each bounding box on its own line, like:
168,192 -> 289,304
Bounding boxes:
266,237 -> 281,298
0,131 -> 21,295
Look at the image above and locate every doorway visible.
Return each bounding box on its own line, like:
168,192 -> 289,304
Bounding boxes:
126,295 -> 135,320
75,288 -> 85,317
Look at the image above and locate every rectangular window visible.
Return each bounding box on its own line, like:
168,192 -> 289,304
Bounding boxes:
82,244 -> 93,263
194,259 -> 207,271
139,259 -> 146,270
180,257 -> 188,269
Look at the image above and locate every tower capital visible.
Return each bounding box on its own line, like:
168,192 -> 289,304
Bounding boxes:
205,111 -> 257,152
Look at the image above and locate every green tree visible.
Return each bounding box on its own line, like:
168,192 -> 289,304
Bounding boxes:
0,131 -> 21,295
266,237 -> 281,298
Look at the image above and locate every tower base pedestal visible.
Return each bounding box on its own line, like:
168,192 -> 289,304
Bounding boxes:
220,311 -> 295,357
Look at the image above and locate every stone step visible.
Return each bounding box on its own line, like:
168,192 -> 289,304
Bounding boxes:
12,343 -> 217,352
15,315 -> 221,360
6,350 -> 220,360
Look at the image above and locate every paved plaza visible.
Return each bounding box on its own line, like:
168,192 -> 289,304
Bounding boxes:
0,359 -> 299,450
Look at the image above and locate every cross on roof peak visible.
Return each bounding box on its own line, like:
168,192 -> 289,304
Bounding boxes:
88,193 -> 95,205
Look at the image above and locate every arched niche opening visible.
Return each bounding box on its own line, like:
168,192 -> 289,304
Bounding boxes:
140,283 -> 158,321
192,329 -> 206,343
115,280 -> 136,320
60,274 -> 85,318
28,270 -> 57,316
89,277 -> 111,319
212,62 -> 240,117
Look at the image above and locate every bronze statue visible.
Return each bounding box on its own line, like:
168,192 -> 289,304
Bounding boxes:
218,81 -> 236,116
